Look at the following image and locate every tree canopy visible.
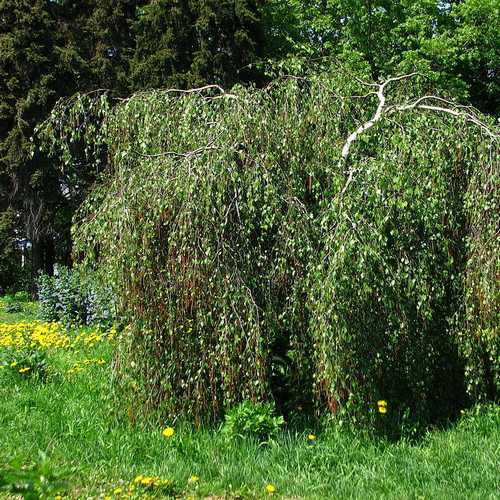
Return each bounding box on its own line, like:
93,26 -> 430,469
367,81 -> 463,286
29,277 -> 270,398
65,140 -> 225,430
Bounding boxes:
263,0 -> 499,113
39,70 -> 498,427
1,0 -> 499,294
132,0 -> 265,89
1,0 -> 497,431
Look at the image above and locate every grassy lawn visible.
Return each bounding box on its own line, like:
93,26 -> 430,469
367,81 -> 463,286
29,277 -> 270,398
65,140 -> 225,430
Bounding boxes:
0,300 -> 39,323
0,298 -> 499,499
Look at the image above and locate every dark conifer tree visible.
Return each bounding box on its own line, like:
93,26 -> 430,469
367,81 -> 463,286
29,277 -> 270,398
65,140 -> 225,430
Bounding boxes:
132,0 -> 265,89
61,0 -> 143,93
0,0 -> 65,281
0,0 -> 141,286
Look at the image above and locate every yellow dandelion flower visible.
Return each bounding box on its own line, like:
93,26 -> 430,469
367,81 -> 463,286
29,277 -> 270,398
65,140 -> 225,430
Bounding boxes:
55,496 -> 62,500
18,367 -> 31,373
266,483 -> 276,494
162,426 -> 175,438
188,474 -> 200,483
377,400 -> 388,414
140,476 -> 155,486
113,487 -> 123,494
308,434 -> 316,441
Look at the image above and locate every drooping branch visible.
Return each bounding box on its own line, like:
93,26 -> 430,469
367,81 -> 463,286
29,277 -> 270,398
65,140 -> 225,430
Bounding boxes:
389,96 -> 498,139
119,84 -> 238,103
159,84 -> 237,98
132,138 -> 220,159
341,73 -> 419,162
339,73 -> 498,196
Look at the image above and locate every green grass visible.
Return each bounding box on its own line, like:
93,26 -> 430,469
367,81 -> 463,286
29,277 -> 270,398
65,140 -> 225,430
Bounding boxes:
0,298 -> 38,323
0,302 -> 499,499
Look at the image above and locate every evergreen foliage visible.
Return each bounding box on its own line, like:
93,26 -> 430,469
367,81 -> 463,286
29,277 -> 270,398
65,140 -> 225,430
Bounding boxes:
0,209 -> 19,291
60,0 -> 143,93
0,0 -> 69,283
40,71 -> 498,430
131,0 -> 265,89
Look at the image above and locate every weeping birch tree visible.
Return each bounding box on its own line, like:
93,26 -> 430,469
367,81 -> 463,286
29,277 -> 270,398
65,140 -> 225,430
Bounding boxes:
39,69 -> 498,432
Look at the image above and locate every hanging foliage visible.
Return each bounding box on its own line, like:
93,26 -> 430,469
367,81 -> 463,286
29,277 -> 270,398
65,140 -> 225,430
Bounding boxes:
38,70 -> 499,431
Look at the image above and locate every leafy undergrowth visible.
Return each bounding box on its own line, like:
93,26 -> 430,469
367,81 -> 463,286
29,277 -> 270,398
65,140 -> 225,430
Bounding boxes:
0,298 -> 38,324
0,301 -> 498,499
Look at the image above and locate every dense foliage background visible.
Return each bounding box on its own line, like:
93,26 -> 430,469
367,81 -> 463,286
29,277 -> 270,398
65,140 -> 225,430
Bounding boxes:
1,0 -> 499,292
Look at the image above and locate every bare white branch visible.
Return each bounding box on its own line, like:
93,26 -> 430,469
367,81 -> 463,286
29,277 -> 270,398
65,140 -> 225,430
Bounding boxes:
390,97 -> 498,139
341,83 -> 386,161
162,85 -> 238,100
339,73 -> 498,197
341,73 -> 420,162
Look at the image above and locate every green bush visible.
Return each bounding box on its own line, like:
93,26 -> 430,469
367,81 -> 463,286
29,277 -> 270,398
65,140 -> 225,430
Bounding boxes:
37,266 -> 84,324
222,401 -> 285,441
40,70 -> 498,431
460,155 -> 499,401
37,265 -> 115,328
13,291 -> 31,302
309,124 -> 477,428
1,292 -> 32,314
3,297 -> 22,314
0,455 -> 67,499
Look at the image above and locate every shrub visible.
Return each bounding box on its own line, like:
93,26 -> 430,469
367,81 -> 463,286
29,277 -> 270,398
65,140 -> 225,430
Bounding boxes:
0,455 -> 67,498
3,297 -> 22,314
13,291 -> 30,302
37,265 -> 115,327
309,122 -> 477,428
460,154 -> 499,401
40,70 -> 498,430
222,401 -> 285,441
